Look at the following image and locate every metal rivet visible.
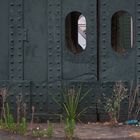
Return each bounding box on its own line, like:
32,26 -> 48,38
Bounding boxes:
10,25 -> 14,29
10,39 -> 14,43
10,32 -> 14,36
10,18 -> 14,22
10,61 -> 14,64
10,68 -> 14,71
10,75 -> 14,79
25,84 -> 29,87
18,60 -> 22,63
48,84 -> 52,88
18,68 -> 22,71
10,3 -> 14,6
49,76 -> 52,79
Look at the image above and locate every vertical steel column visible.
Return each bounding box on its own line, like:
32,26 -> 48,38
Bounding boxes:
136,1 -> 140,85
97,0 -> 100,81
8,0 -> 15,80
100,1 -> 108,82
88,0 -> 97,80
8,0 -> 24,80
47,0 -> 62,115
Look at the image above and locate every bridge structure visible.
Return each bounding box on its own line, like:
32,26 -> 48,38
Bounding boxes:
0,0 -> 139,121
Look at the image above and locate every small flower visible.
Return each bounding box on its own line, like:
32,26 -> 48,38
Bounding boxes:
36,127 -> 40,130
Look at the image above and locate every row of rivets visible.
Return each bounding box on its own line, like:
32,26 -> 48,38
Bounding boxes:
9,0 -> 15,79
8,0 -> 24,80
31,87 -> 47,112
136,0 -> 140,84
47,0 -> 62,114
101,2 -> 107,81
48,0 -> 61,82
48,0 -> 54,83
16,0 -> 23,80
88,0 -> 96,76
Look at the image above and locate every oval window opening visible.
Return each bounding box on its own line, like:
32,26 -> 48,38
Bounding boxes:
65,12 -> 86,54
111,11 -> 133,54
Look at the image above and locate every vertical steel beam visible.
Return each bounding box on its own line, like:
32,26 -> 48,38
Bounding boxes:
47,0 -> 62,115
8,0 -> 24,80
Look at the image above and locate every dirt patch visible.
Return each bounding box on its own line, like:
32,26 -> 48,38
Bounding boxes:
1,123 -> 140,140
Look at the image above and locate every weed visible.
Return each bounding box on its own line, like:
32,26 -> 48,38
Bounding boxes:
104,81 -> 127,124
29,106 -> 35,130
32,129 -> 47,137
18,117 -> 27,134
0,119 -> 4,129
52,86 -> 91,121
46,120 -> 53,138
0,88 -> 8,126
22,103 -> 27,118
128,81 -> 140,119
63,87 -> 91,121
32,121 -> 54,138
64,118 -> 75,140
51,86 -> 91,139
5,103 -> 15,131
0,89 -> 28,134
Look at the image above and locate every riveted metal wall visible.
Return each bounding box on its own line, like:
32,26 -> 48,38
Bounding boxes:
136,1 -> 140,117
100,0 -> 136,82
8,0 -> 25,80
0,0 -> 138,121
61,0 -> 97,121
0,0 -> 9,80
23,0 -> 62,121
47,0 -> 62,118
136,0 -> 140,85
0,81 -> 31,119
62,0 -> 97,82
99,0 -> 136,121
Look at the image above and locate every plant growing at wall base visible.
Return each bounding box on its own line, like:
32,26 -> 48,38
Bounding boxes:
104,81 -> 127,124
0,89 -> 28,134
52,86 -> 90,121
18,117 -> 27,134
0,88 -> 8,126
32,121 -> 54,138
52,86 -> 91,121
5,103 -> 15,131
3,103 -> 27,134
51,86 -> 91,139
29,106 -> 35,130
46,120 -> 53,138
64,118 -> 75,140
128,81 -> 140,120
63,86 -> 91,121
